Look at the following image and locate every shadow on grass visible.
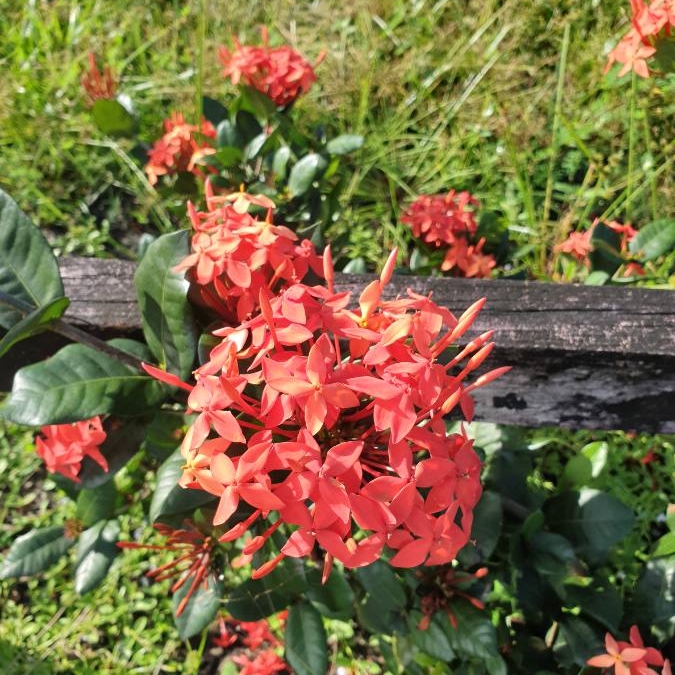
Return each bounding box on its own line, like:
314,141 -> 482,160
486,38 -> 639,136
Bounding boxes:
0,638 -> 55,675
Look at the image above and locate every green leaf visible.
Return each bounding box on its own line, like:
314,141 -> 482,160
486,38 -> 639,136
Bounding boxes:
209,146 -> 243,168
408,612 -> 455,661
216,119 -> 241,148
76,481 -> 117,527
629,218 -> 675,261
0,189 -> 64,329
581,442 -> 608,478
144,410 -> 186,461
584,271 -> 609,286
91,99 -> 136,137
240,85 -> 277,118
589,222 -> 623,276
243,132 -> 270,161
134,230 -> 198,380
74,520 -> 120,594
1,343 -> 165,425
288,154 -> 328,198
225,558 -> 306,621
544,489 -> 635,564
0,527 -> 74,578
628,558 -> 675,629
150,450 -> 215,522
326,134 -> 364,155
354,560 -> 406,611
0,296 -> 69,358
553,617 -> 603,668
306,566 -> 354,619
565,584 -> 622,632
652,532 -> 675,558
272,146 -> 292,181
470,490 -> 503,560
560,455 -> 593,490
173,573 -> 224,640
285,601 -> 328,675
443,604 -> 500,660
78,419 -> 146,489
202,96 -> 229,126
235,110 -> 262,142
341,257 -> 367,274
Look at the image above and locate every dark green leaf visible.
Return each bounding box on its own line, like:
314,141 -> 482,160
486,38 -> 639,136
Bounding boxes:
74,520 -> 120,594
210,146 -> 243,168
240,85 -> 277,118
354,560 -> 406,611
564,584 -> 622,632
1,343 -> 165,425
134,230 -> 198,380
629,218 -> 675,260
202,96 -> 229,126
589,222 -> 623,276
544,489 -> 635,564
0,296 -> 69,358
0,527 -> 74,578
144,410 -> 186,461
628,558 -> 675,629
326,134 -> 364,155
560,455 -> 593,490
76,481 -> 117,527
288,154 -> 328,198
552,617 -> 603,668
78,419 -> 146,489
243,133 -> 269,161
443,604 -> 500,660
91,99 -> 136,137
470,490 -> 502,560
306,566 -> 354,619
150,450 -> 215,522
235,110 -> 262,142
173,573 -> 224,640
225,558 -> 306,620
216,119 -> 241,148
0,189 -> 64,329
285,601 -> 328,675
408,612 -> 455,661
272,146 -> 292,181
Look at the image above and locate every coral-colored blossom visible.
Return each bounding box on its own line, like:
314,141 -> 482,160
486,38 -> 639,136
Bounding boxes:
606,0 -> 675,78
81,53 -> 117,106
35,417 -> 107,482
232,650 -> 287,675
145,113 -> 217,186
147,191 -> 507,579
219,27 -> 321,106
587,627 -> 670,675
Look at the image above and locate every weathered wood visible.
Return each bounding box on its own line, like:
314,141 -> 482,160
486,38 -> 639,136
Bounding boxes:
1,257 -> 674,433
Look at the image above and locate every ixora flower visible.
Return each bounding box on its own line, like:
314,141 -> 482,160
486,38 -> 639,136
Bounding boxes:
587,626 -> 670,675
35,416 -> 107,482
144,192 -> 508,581
219,26 -> 323,107
81,52 -> 117,106
145,112 -> 217,186
606,0 -> 675,78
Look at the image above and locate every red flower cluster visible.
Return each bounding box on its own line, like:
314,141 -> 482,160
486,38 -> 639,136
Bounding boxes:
35,417 -> 107,482
606,0 -> 675,78
219,27 -> 321,107
118,522 -> 218,616
145,113 -> 217,186
147,196 -> 507,580
587,625 -> 671,675
401,190 -> 496,278
81,53 -> 117,106
174,183 -> 324,323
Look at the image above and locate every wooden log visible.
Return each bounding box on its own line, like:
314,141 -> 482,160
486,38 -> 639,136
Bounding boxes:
1,257 -> 674,433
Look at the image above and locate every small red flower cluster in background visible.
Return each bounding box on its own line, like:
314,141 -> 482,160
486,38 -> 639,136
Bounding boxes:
145,112 -> 217,186
81,53 -> 117,106
213,612 -> 288,674
606,0 -> 675,78
174,182 -> 324,323
35,416 -> 107,482
587,625 -> 671,675
401,190 -> 496,278
145,192 -> 507,581
555,218 -> 644,276
219,27 -> 321,107
118,522 -> 218,616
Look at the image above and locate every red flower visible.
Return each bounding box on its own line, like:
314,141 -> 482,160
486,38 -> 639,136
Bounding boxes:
81,53 -> 117,106
232,649 -> 287,675
35,417 -> 107,482
555,230 -> 593,262
219,27 -> 321,107
587,633 -> 648,675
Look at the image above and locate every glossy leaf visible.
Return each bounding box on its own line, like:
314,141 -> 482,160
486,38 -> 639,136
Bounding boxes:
408,612 -> 455,661
74,520 -> 120,594
552,616 -> 603,668
240,85 -> 277,118
1,343 -> 165,426
202,96 -> 228,126
173,573 -> 224,640
581,441 -> 608,478
306,566 -> 354,619
565,584 -> 623,632
589,222 -> 623,276
628,558 -> 675,628
470,490 -> 502,560
135,231 -> 198,380
443,604 -> 500,660
76,481 -> 117,527
272,146 -> 292,180
150,450 -> 215,522
243,133 -> 270,161
0,296 -> 69,358
288,154 -> 328,198
354,560 -> 406,610
144,411 -> 187,461
91,99 -> 136,137
326,134 -> 363,155
629,218 -> 675,260
225,558 -> 306,620
285,601 -> 328,675
216,119 -> 241,148
0,527 -> 74,578
560,455 -> 593,490
0,189 -> 64,329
